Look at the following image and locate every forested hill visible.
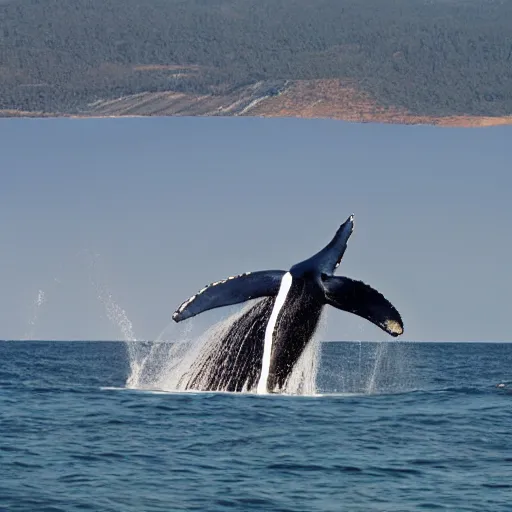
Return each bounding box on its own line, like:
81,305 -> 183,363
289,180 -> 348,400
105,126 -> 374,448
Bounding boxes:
1,0 -> 512,125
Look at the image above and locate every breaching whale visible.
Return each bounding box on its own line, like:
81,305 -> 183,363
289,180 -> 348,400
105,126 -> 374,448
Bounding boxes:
172,215 -> 403,393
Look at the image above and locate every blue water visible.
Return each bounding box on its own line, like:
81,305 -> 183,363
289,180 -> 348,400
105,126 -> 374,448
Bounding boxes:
1,341 -> 511,511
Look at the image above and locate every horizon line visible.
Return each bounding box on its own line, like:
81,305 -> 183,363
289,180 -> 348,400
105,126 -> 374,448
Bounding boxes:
1,339 -> 511,344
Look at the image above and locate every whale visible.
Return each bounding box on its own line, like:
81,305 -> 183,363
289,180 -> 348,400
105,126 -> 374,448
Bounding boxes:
172,215 -> 403,393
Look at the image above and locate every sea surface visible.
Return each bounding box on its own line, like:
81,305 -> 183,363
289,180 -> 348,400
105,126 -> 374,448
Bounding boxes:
1,340 -> 511,511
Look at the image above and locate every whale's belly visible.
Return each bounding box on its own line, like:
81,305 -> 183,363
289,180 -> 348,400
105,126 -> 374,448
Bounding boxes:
183,298 -> 272,392
267,288 -> 323,391
183,280 -> 323,392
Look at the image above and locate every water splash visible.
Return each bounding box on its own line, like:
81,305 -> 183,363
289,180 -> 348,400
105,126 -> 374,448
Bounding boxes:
86,252 -> 142,384
283,335 -> 321,395
93,281 -> 143,387
126,302 -> 258,391
95,284 -> 137,342
86,252 -> 137,341
358,340 -> 363,390
318,339 -> 413,395
24,289 -> 47,339
366,341 -> 387,394
281,307 -> 328,396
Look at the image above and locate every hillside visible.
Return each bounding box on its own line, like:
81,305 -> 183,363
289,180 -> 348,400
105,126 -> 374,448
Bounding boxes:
1,0 -> 512,125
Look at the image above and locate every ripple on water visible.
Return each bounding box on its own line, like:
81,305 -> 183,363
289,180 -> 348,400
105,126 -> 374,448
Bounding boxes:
1,342 -> 512,511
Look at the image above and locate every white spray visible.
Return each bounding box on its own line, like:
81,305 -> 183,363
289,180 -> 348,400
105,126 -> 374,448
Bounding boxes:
24,289 -> 47,340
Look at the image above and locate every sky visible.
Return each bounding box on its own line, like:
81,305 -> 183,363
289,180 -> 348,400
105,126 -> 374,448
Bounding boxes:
0,117 -> 510,342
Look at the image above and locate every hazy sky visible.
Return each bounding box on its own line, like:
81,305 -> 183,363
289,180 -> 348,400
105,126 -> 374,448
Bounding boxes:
1,117 -> 510,342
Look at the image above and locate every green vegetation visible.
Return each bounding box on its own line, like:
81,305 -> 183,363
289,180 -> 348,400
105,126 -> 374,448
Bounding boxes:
1,0 -> 511,116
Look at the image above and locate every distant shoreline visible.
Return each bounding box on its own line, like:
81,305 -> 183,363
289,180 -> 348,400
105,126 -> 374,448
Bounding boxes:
2,111 -> 511,129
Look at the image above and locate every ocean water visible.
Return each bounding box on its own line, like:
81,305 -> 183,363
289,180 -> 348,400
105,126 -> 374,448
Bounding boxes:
1,340 -> 511,511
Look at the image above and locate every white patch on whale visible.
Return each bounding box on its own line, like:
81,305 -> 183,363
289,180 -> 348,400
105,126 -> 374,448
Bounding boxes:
257,271 -> 293,394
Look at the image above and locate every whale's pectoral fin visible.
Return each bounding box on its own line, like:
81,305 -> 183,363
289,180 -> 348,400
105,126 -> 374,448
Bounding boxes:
173,270 -> 286,322
322,276 -> 404,337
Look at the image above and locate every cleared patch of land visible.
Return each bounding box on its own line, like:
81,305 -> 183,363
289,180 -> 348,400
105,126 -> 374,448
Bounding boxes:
2,80 -> 510,128
245,80 -> 512,127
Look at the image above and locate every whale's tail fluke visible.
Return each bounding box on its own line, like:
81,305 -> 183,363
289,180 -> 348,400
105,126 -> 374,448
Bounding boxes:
290,215 -> 354,276
172,215 -> 403,337
322,275 -> 404,336
172,270 -> 285,322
